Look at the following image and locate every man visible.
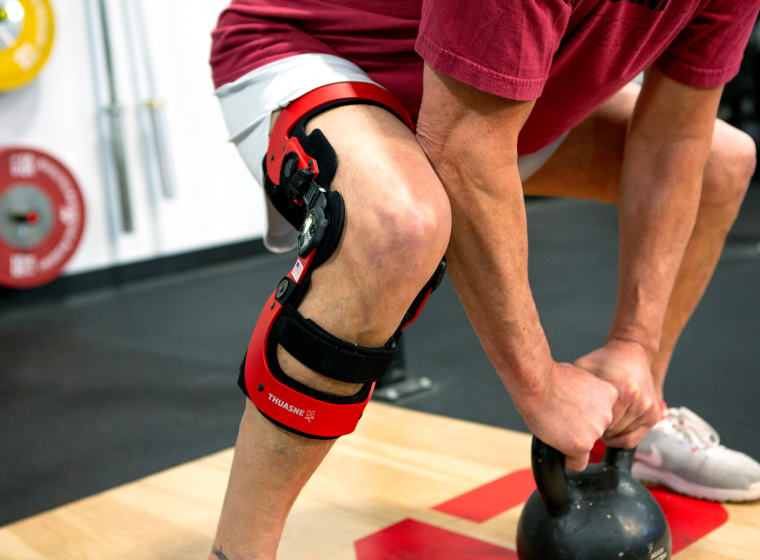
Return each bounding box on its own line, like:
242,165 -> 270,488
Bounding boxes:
208,0 -> 760,557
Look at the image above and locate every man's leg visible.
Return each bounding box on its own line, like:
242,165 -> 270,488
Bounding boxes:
523,82 -> 755,399
211,104 -> 450,560
650,123 -> 755,393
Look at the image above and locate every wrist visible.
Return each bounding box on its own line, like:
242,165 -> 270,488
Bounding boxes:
497,341 -> 555,403
604,331 -> 658,362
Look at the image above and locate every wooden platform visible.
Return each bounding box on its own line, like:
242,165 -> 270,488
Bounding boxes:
1,402 -> 759,559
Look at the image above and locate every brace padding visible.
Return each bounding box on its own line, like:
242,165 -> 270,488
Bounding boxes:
287,125 -> 338,192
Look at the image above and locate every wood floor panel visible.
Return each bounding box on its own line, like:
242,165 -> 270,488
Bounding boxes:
2,403 -> 758,559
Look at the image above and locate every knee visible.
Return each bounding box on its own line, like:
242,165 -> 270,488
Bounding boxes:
702,124 -> 756,217
385,181 -> 450,266
352,173 -> 451,283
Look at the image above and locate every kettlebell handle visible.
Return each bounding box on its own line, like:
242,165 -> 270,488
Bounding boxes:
530,436 -> 637,516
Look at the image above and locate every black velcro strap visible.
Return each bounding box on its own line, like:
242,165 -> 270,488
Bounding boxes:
274,307 -> 397,384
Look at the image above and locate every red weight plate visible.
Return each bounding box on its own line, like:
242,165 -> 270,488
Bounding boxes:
0,147 -> 85,288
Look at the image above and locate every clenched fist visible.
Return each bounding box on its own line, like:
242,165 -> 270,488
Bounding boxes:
514,361 -> 618,471
575,338 -> 663,449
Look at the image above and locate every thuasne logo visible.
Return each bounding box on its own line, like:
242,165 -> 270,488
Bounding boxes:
268,393 -> 306,417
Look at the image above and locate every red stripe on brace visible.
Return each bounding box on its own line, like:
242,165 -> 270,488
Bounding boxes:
400,289 -> 432,331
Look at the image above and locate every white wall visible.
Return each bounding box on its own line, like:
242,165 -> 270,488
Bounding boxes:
0,0 -> 265,275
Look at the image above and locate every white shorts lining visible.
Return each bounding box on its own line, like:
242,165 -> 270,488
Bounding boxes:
215,53 -> 569,252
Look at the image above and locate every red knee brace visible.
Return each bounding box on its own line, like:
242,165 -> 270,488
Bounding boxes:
242,83 -> 443,439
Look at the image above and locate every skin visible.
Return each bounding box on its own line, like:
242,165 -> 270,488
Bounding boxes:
209,66 -> 755,559
416,64 -> 739,468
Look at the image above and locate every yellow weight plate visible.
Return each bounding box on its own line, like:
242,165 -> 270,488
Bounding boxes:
0,0 -> 55,92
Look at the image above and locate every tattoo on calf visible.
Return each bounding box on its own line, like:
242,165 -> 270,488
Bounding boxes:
212,545 -> 230,560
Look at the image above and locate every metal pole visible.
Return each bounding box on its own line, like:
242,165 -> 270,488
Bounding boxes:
129,0 -> 176,198
98,0 -> 133,232
83,0 -> 120,249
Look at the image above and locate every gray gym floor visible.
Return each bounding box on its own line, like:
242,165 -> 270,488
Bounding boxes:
1,190 -> 759,527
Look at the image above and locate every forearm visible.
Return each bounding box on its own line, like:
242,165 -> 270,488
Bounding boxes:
421,120 -> 617,465
416,69 -> 551,394
417,66 -> 619,468
443,161 -> 552,389
609,69 -> 721,358
610,136 -> 708,357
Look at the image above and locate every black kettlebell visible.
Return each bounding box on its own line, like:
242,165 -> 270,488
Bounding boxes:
516,437 -> 671,560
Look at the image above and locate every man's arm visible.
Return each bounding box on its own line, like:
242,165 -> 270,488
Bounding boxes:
416,65 -> 618,471
580,66 -> 724,448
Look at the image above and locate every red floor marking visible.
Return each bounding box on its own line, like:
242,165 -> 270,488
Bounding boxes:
649,486 -> 729,554
356,457 -> 729,557
354,518 -> 518,560
432,469 -> 536,522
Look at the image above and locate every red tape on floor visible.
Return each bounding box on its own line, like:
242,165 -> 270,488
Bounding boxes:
432,469 -> 536,522
355,518 -> 518,560
356,461 -> 729,558
648,486 -> 729,554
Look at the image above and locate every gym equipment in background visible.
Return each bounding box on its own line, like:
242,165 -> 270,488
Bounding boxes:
121,0 -> 176,252
83,0 -> 133,237
0,0 -> 55,92
517,437 -> 671,560
0,147 -> 85,288
121,0 -> 175,201
83,0 -> 178,249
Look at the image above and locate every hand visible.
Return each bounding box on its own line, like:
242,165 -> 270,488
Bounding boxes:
574,339 -> 662,449
515,361 -> 618,472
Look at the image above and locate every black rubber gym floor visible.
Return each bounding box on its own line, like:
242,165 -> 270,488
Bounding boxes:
1,190 -> 759,527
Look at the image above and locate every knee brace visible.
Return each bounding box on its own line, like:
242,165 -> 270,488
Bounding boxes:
241,83 -> 446,439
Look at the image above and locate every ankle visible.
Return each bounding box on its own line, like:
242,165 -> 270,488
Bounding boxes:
210,542 -> 276,560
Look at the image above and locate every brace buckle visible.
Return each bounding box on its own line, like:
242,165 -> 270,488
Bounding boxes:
282,152 -> 320,205
297,191 -> 329,257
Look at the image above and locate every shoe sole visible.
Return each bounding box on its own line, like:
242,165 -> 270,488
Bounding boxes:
632,462 -> 760,503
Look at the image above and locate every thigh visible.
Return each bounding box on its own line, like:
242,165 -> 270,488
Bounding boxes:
522,82 -> 640,205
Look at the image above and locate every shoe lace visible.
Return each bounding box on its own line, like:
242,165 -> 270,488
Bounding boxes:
664,407 -> 724,456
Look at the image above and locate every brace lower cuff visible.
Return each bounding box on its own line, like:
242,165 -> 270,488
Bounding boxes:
242,242 -> 398,439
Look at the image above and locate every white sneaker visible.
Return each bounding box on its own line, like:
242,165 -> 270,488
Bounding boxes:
633,407 -> 760,502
